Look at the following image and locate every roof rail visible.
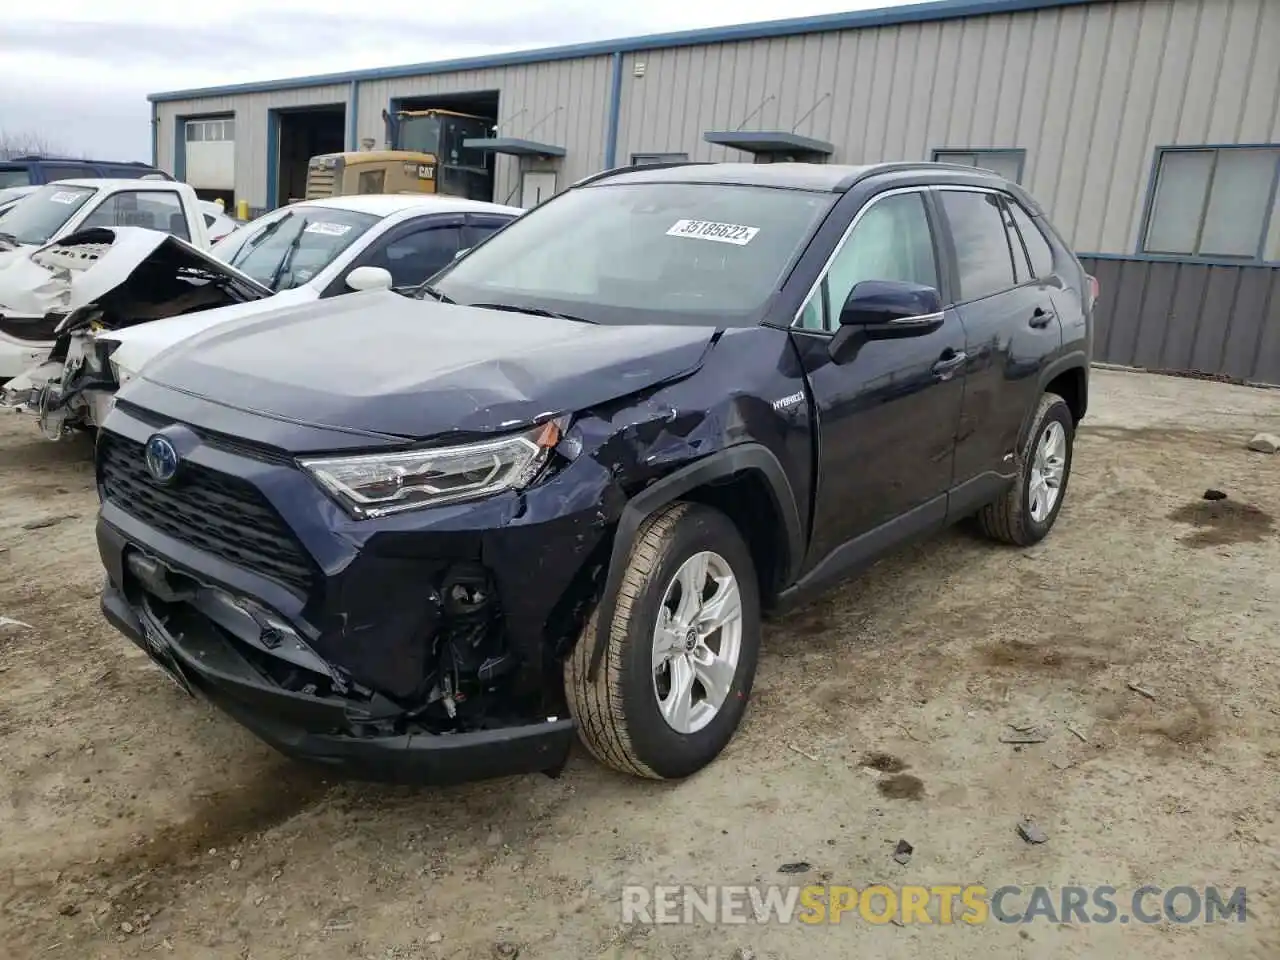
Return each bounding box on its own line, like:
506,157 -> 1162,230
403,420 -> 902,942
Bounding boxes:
4,155 -> 157,166
833,160 -> 1010,191
572,160 -> 710,189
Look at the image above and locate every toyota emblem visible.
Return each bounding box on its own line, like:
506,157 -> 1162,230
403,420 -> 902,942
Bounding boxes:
144,434 -> 180,483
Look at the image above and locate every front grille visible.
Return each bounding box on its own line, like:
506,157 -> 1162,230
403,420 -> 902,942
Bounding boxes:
98,431 -> 317,595
304,170 -> 335,199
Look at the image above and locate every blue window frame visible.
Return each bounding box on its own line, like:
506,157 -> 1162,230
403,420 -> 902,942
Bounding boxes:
932,148 -> 1026,184
1139,145 -> 1280,264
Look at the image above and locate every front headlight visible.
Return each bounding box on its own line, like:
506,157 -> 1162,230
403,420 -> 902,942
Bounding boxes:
84,338 -> 121,377
299,418 -> 566,519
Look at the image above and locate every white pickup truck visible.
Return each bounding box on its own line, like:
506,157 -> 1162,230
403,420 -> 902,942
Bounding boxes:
0,179 -> 209,380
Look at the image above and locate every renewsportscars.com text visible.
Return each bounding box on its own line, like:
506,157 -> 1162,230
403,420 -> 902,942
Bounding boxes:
621,884 -> 1247,926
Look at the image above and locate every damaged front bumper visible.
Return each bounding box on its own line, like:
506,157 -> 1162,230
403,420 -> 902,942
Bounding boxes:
92,392 -> 622,785
99,524 -> 578,784
1,337 -> 119,438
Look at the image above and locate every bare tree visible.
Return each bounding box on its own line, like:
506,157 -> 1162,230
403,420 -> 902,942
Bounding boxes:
0,129 -> 62,160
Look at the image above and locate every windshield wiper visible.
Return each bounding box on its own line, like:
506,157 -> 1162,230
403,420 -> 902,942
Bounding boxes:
267,219 -> 307,291
0,232 -> 18,249
414,283 -> 455,304
470,302 -> 595,324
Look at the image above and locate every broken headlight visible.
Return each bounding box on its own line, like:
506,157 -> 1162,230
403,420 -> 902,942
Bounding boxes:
299,418 -> 565,519
84,338 -> 121,377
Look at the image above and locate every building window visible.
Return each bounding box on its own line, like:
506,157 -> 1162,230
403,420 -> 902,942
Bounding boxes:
1141,146 -> 1280,261
631,152 -> 689,166
185,119 -> 235,143
933,149 -> 1026,184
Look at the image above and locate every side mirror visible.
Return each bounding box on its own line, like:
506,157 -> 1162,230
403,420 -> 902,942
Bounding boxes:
453,247 -> 471,261
345,266 -> 393,292
829,280 -> 945,363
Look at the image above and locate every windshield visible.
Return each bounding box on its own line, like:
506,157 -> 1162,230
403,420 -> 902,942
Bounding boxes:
214,207 -> 379,291
398,115 -> 441,155
433,182 -> 835,323
0,168 -> 32,189
0,184 -> 96,245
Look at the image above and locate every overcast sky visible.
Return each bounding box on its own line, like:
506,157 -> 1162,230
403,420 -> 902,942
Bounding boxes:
2,0 -> 916,163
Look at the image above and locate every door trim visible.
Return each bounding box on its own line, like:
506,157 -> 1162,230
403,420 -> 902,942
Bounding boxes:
775,493 -> 948,610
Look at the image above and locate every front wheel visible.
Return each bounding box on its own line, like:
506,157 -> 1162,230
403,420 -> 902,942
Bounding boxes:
977,391 -> 1075,546
564,502 -> 761,780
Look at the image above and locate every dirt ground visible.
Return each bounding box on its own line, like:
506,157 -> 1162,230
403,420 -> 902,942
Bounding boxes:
1,368 -> 1279,960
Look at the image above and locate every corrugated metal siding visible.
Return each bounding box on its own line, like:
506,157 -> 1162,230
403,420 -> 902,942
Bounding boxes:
1083,256 -> 1280,383
616,0 -> 1280,255
355,56 -> 613,206
156,85 -> 352,209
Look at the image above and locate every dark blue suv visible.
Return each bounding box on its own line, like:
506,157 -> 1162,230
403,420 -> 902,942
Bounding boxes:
93,161 -> 1095,786
0,156 -> 171,189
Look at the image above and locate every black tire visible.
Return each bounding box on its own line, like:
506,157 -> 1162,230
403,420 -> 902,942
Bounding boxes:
564,501 -> 761,780
977,391 -> 1074,546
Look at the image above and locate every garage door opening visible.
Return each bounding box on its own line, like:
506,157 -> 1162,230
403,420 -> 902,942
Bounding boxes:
389,92 -> 499,201
193,188 -> 235,207
183,116 -> 236,209
274,105 -> 346,207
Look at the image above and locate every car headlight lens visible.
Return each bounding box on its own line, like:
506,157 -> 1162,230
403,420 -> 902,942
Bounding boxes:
299,418 -> 566,518
84,338 -> 121,377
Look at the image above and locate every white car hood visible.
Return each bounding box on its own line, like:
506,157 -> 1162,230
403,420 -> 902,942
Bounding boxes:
107,285 -> 317,376
0,227 -> 268,322
0,244 -> 39,285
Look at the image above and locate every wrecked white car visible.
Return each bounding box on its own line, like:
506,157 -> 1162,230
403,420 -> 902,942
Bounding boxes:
2,193 -> 521,438
0,179 -> 211,380
0,227 -> 269,438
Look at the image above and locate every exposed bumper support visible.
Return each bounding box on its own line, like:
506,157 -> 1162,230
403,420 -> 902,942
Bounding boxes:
101,573 -> 577,786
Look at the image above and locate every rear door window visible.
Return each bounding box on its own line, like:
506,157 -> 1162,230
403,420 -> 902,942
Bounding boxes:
1005,199 -> 1055,279
999,198 -> 1034,283
938,190 -> 1018,302
465,215 -> 514,248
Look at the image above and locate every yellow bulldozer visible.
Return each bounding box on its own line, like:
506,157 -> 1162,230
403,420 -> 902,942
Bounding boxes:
303,108 -> 495,202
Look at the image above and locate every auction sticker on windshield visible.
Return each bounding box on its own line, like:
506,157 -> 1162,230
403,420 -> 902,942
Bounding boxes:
666,219 -> 760,246
49,192 -> 82,204
304,222 -> 354,237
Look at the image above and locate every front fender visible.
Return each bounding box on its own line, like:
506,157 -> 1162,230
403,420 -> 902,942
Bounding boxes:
585,442 -> 803,682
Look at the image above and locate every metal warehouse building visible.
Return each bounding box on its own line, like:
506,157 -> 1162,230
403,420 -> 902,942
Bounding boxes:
150,0 -> 1280,382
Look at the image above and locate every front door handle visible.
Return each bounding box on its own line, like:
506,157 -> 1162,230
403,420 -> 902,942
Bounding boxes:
1029,306 -> 1056,329
932,350 -> 967,378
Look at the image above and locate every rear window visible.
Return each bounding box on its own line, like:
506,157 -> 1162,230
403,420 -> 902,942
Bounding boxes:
939,191 -> 1018,301
0,168 -> 31,189
0,184 -> 96,246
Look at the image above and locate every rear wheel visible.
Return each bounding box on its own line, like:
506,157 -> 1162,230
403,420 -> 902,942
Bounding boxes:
977,391 -> 1074,546
564,502 -> 761,779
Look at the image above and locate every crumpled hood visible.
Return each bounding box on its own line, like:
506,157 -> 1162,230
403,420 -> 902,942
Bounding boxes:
138,291 -> 718,438
105,285 -> 314,376
0,227 -> 268,324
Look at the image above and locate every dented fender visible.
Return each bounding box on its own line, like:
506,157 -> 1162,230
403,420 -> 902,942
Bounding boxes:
583,442 -> 803,682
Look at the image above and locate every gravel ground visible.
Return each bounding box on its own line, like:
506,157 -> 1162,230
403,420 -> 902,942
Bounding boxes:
1,368 -> 1278,960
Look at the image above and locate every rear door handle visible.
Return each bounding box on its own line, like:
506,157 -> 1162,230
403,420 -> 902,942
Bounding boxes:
1030,306 -> 1056,329
932,350 -> 967,377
